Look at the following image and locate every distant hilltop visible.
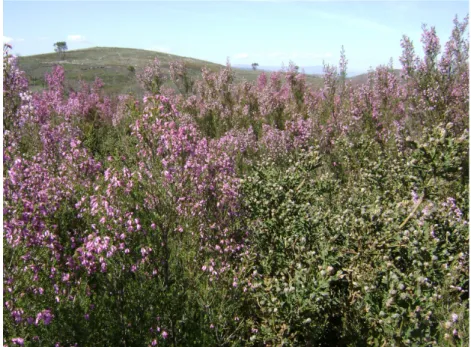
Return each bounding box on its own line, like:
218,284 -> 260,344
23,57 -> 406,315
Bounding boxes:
17,46 -> 384,96
17,47 -> 323,95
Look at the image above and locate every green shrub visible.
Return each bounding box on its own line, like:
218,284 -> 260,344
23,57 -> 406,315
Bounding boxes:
237,123 -> 468,346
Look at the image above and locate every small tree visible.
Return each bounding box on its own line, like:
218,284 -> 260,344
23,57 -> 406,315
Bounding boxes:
54,41 -> 68,60
127,65 -> 136,75
251,62 -> 259,71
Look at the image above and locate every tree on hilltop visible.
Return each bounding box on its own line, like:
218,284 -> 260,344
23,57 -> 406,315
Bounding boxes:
252,62 -> 259,71
54,41 -> 68,60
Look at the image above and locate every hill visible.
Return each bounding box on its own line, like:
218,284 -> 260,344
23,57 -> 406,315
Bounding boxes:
17,47 -> 324,96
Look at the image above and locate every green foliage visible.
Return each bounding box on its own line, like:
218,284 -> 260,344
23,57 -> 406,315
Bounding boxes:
238,123 -> 468,345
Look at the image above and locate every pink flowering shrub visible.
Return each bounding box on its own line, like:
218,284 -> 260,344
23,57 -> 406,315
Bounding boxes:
137,58 -> 166,94
3,16 -> 469,346
169,59 -> 195,96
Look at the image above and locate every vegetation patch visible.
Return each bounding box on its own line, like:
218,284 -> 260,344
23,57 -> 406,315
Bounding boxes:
3,16 -> 469,346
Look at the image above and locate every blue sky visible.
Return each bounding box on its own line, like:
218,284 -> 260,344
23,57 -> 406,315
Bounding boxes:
3,1 -> 469,73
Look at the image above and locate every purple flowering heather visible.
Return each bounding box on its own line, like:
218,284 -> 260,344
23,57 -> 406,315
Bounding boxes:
2,16 -> 469,346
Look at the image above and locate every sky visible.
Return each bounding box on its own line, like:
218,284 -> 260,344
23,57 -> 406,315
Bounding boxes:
3,1 -> 469,74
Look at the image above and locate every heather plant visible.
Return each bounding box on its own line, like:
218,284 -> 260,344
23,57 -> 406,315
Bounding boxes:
137,57 -> 166,95
178,61 -> 315,140
399,15 -> 469,132
3,44 -> 30,130
4,61 -> 211,345
283,61 -> 309,113
190,62 -> 237,138
169,60 -> 195,96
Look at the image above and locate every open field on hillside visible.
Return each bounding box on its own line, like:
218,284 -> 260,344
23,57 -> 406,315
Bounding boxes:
18,47 -> 325,96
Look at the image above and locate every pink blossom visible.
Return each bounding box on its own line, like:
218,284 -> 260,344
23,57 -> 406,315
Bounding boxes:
11,338 -> 24,346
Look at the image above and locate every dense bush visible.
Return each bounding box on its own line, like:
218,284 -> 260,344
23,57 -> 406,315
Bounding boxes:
239,124 -> 468,345
3,16 -> 468,346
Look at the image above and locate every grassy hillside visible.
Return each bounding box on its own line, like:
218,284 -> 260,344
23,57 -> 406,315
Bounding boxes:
18,47 -> 324,96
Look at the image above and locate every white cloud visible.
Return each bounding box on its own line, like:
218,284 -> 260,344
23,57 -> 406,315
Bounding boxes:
3,36 -> 26,45
234,53 -> 249,59
67,35 -> 87,42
